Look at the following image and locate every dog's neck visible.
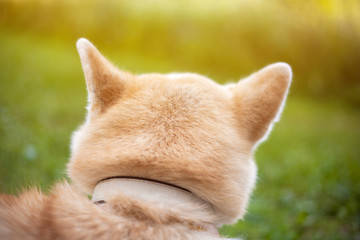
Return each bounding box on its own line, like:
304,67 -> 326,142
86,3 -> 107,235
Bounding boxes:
92,178 -> 219,235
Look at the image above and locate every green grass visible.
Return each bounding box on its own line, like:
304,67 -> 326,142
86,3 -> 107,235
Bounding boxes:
0,29 -> 359,239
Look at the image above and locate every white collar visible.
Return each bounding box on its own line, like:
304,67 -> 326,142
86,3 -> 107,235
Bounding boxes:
92,178 -> 219,235
92,177 -> 213,210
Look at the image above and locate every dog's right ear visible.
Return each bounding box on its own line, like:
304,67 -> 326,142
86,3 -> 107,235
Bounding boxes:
231,63 -> 292,145
76,38 -> 132,116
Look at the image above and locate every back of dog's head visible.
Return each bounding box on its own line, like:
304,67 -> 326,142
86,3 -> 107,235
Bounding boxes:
67,39 -> 292,224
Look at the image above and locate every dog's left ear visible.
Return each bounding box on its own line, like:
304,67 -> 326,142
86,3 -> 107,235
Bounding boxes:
76,38 -> 133,116
231,63 -> 292,144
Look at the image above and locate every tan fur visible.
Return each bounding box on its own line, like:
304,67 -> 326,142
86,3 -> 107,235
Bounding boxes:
0,38 -> 292,239
1,182 -> 221,240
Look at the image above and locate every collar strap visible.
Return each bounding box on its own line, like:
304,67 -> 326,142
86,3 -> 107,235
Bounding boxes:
100,176 -> 192,193
92,177 -> 213,209
92,177 -> 218,234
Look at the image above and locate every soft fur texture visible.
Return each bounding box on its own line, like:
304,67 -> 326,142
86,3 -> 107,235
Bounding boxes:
0,38 -> 292,239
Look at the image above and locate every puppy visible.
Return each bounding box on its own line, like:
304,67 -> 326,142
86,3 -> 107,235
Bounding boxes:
0,39 -> 292,239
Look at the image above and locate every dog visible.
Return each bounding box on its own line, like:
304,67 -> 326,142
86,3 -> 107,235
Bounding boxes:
0,38 -> 292,239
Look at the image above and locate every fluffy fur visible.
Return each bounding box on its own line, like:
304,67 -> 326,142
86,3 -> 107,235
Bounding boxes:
0,38 -> 292,239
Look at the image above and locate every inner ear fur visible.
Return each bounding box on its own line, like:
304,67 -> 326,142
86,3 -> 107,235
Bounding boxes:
232,63 -> 292,143
76,38 -> 133,115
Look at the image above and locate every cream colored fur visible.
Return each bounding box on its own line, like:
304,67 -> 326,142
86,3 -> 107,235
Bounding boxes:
0,38 -> 292,239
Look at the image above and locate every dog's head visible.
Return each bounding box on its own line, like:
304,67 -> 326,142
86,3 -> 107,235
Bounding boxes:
67,39 -> 292,224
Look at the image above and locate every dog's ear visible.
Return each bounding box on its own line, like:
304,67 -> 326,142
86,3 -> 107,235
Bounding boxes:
76,38 -> 132,116
232,63 -> 292,144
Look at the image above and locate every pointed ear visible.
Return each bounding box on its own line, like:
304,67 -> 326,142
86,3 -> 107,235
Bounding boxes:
76,38 -> 132,115
232,63 -> 292,144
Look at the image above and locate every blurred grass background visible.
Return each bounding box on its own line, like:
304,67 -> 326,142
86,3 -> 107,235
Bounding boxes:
0,0 -> 359,239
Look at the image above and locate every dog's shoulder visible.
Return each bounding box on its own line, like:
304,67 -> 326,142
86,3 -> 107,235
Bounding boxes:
0,182 -> 226,240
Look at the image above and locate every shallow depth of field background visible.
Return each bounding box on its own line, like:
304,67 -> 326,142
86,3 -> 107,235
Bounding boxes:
0,0 -> 359,239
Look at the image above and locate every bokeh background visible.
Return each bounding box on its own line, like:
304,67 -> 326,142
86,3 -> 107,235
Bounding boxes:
0,0 -> 359,239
